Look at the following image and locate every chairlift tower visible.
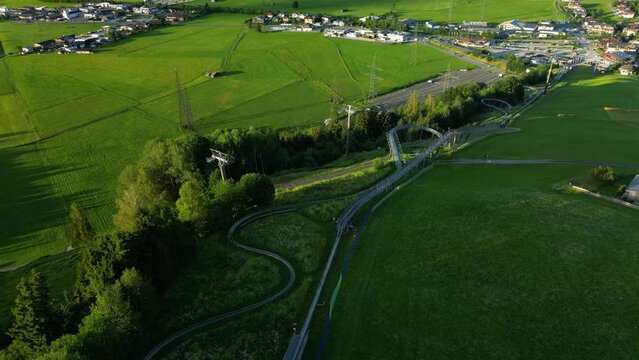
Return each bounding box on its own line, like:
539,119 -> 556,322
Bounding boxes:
206,149 -> 235,181
344,105 -> 353,156
544,58 -> 555,95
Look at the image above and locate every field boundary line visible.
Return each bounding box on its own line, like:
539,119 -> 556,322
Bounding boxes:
194,80 -> 326,126
21,106 -> 133,146
270,49 -> 343,102
222,26 -> 248,72
116,26 -> 214,56
331,42 -> 364,94
1,59 -> 40,144
48,63 -> 141,105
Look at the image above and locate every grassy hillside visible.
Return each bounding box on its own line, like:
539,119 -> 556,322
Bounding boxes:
314,67 -> 639,359
456,68 -> 639,164
204,0 -> 559,23
321,164 -> 639,359
0,15 -> 467,267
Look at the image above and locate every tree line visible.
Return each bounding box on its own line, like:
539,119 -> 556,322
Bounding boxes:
398,68 -> 550,131
1,134 -> 276,360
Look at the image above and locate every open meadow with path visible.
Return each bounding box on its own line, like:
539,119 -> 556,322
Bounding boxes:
313,68 -> 639,359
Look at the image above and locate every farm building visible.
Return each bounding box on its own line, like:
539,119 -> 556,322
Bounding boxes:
623,175 -> 639,202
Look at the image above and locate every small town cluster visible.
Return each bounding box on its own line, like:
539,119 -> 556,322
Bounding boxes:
0,2 -> 177,22
0,2 -> 193,54
2,1 -> 638,75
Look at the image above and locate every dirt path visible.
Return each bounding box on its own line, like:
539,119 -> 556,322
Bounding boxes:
276,161 -> 374,192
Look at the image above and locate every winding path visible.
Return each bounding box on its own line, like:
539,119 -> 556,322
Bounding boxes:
143,207 -> 298,360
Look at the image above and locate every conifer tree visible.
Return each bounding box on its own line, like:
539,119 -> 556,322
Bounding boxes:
7,270 -> 56,351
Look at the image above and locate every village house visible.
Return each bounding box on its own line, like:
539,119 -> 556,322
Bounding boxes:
622,24 -> 639,37
565,0 -> 588,17
583,20 -> 615,35
623,175 -> 639,202
454,37 -> 491,49
603,51 -> 634,63
605,42 -> 638,53
498,19 -> 538,34
382,31 -> 408,43
62,9 -> 82,19
424,21 -> 440,29
614,1 -> 636,18
619,64 -> 635,75
401,18 -> 418,29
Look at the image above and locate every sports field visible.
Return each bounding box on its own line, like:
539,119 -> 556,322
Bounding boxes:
205,0 -> 559,23
0,15 -> 468,267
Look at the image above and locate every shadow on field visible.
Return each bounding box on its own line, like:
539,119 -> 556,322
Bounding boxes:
0,145 -> 99,261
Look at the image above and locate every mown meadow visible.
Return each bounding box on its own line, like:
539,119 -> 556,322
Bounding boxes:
456,68 -> 639,164
0,13 -> 468,337
320,163 -> 639,359
312,67 -> 639,359
204,0 -> 559,23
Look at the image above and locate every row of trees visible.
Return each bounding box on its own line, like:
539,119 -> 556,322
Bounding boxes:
2,134 -> 277,359
399,76 -> 527,130
206,109 -> 399,177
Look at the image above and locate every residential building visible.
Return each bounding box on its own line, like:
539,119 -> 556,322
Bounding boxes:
623,175 -> 639,201
619,64 -> 635,75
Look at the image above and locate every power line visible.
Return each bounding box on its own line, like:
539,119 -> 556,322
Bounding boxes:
481,0 -> 487,21
367,53 -> 383,104
175,69 -> 194,131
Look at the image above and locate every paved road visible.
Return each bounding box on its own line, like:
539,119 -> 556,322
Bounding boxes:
373,68 -> 501,109
437,158 -> 639,168
371,38 -> 504,110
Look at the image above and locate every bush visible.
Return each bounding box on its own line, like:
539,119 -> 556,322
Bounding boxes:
590,166 -> 617,184
617,185 -> 627,196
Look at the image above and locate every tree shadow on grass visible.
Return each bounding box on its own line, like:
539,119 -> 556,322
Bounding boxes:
0,145 -> 100,264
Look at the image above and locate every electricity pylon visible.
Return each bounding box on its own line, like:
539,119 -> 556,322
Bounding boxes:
175,69 -> 194,131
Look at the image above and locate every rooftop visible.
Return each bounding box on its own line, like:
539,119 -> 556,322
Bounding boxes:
627,175 -> 639,192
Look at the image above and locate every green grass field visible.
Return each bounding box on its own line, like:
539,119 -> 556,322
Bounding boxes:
204,0 -> 559,23
456,68 -> 639,164
321,164 -> 639,359
0,22 -> 102,54
312,67 -> 639,359
0,15 -> 467,268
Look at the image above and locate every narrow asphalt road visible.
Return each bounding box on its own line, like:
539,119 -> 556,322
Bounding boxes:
373,68 -> 501,110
